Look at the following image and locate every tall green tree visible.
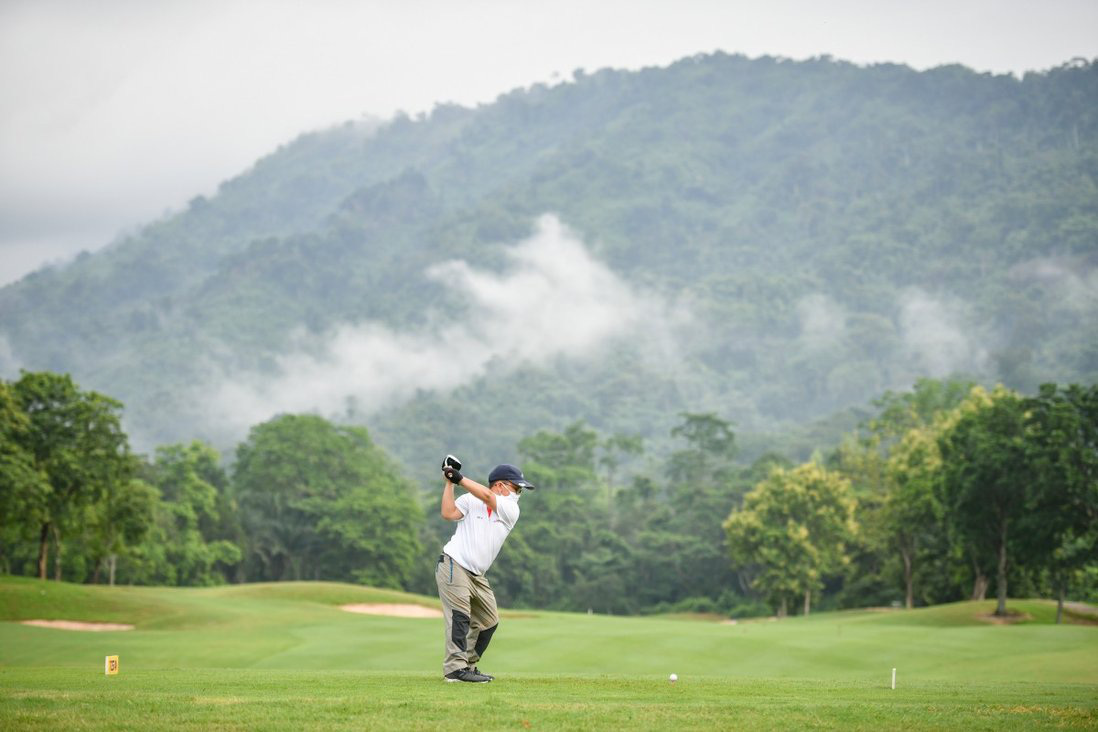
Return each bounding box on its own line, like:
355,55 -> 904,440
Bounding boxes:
598,432 -> 643,505
937,386 -> 1029,617
1021,383 -> 1098,622
233,415 -> 423,588
725,463 -> 857,616
135,442 -> 241,586
517,421 -> 600,492
884,422 -> 947,608
494,422 -> 606,610
10,372 -> 133,580
870,380 -> 975,607
667,412 -> 737,486
0,381 -> 48,574
659,414 -> 748,605
87,467 -> 157,585
828,432 -> 893,609
869,378 -> 976,446
828,380 -> 977,610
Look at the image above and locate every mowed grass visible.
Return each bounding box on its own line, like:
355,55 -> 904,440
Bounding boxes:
1,576 -> 1096,730
5,668 -> 1097,731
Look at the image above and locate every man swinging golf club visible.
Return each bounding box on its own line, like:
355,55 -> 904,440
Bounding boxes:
436,455 -> 534,683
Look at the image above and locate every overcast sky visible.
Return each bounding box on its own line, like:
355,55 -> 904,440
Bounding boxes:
1,0 -> 1096,287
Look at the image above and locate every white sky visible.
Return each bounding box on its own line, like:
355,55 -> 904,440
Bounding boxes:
1,0 -> 1096,286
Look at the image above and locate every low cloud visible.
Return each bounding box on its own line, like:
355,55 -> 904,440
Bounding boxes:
0,333 -> 20,378
897,288 -> 987,377
1009,256 -> 1098,314
797,293 -> 846,352
197,214 -> 685,440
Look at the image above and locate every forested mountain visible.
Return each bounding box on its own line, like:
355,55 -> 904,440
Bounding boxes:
1,53 -> 1095,479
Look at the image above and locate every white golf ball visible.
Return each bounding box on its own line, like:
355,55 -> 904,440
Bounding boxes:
669,673 -> 678,682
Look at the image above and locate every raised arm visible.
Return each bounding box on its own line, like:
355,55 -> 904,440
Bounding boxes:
441,457 -> 498,514
441,480 -> 463,521
454,476 -> 498,513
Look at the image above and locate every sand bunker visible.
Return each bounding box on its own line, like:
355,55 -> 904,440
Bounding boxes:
340,603 -> 441,618
21,620 -> 134,631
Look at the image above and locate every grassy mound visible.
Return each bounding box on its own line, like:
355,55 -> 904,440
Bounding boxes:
848,600 -> 1098,627
0,576 -> 441,630
0,575 -> 215,629
5,575 -> 1090,631
195,580 -> 441,609
2,577 -> 1096,683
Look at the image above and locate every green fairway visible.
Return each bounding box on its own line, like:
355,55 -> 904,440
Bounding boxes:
3,668 -> 1097,731
2,577 -> 1096,729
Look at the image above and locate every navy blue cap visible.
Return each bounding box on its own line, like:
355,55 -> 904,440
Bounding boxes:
488,464 -> 536,490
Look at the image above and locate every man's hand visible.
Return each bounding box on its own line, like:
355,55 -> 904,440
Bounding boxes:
441,455 -> 463,520
440,453 -> 496,512
442,454 -> 464,485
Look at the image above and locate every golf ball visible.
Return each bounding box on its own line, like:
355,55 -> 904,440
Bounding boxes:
669,673 -> 678,682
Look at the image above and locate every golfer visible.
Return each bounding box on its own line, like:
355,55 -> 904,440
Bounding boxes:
436,458 -> 534,683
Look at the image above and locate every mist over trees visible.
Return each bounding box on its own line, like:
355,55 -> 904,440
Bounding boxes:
0,54 -> 1094,472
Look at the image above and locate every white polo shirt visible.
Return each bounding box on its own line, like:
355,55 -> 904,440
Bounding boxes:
443,491 -> 520,575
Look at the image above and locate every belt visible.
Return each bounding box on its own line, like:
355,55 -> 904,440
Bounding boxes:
438,553 -> 478,576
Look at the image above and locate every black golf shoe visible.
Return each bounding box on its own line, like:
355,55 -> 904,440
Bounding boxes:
472,667 -> 494,680
444,667 -> 492,683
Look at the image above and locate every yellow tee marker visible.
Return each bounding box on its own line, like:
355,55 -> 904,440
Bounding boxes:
105,655 -> 119,675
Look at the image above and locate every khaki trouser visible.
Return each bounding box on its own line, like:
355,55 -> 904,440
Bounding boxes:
435,553 -> 499,675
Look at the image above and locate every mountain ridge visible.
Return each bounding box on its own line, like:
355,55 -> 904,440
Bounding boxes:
2,52 -> 1095,467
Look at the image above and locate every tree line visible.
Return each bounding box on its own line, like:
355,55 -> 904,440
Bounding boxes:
2,371 -> 1095,621
727,381 -> 1097,622
486,381 -> 1096,622
1,372 -> 422,589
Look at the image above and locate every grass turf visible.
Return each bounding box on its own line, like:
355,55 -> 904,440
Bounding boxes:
3,669 -> 1095,730
1,576 -> 1096,729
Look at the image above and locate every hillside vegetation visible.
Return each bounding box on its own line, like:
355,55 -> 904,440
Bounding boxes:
0,54 -> 1094,463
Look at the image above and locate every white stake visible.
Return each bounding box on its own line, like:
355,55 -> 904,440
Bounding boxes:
891,668 -> 896,690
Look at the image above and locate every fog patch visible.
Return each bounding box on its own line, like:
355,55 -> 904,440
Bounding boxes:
797,294 -> 846,352
0,334 -> 21,378
197,214 -> 685,440
1009,256 -> 1098,313
897,288 -> 987,377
